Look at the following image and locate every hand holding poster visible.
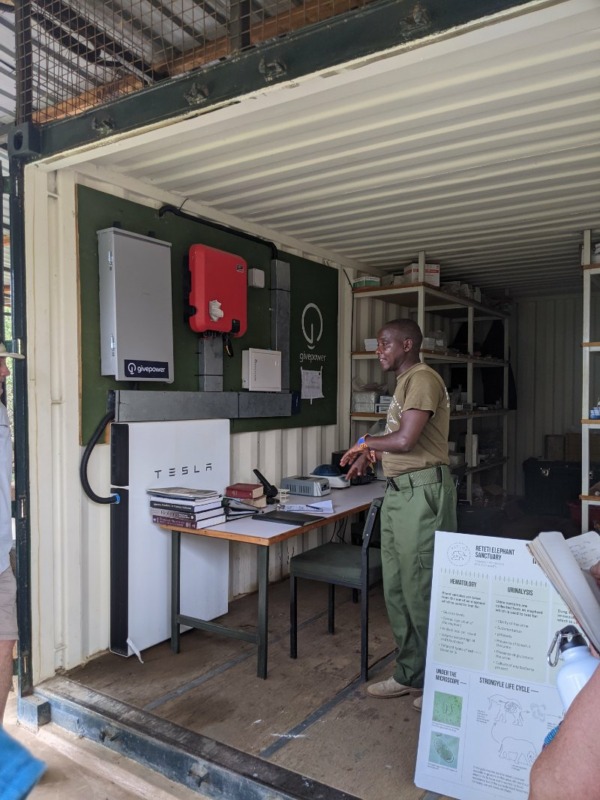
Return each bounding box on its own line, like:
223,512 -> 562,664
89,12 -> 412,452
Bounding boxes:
415,532 -> 570,800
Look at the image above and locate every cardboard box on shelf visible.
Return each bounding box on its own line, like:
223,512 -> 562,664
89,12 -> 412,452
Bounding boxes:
352,276 -> 380,289
381,274 -> 405,287
564,432 -> 600,462
352,391 -> 379,413
544,434 -> 565,461
403,263 -> 440,287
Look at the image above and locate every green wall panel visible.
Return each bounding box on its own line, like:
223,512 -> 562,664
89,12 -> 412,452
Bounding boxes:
78,186 -> 338,442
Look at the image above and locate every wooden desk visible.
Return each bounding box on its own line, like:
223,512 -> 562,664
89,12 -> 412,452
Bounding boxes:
162,481 -> 385,678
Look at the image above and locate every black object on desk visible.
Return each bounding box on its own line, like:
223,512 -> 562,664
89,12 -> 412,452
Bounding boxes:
253,510 -> 325,525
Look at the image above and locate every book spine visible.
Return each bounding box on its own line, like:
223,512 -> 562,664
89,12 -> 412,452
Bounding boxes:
149,500 -> 217,512
152,515 -> 200,529
225,488 -> 262,499
149,507 -> 222,521
152,514 -> 227,529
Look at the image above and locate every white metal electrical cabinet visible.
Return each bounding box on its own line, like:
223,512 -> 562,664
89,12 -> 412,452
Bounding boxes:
110,419 -> 230,656
98,227 -> 174,382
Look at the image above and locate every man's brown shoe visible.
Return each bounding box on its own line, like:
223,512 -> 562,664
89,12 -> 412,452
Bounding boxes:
366,677 -> 414,698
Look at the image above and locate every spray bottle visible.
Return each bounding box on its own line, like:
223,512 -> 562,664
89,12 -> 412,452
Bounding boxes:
547,624 -> 600,711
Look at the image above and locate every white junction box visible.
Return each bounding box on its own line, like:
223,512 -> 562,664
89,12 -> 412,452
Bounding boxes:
242,348 -> 282,392
98,227 -> 174,382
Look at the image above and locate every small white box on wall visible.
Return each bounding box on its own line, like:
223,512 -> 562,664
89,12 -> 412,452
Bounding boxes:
242,348 -> 282,392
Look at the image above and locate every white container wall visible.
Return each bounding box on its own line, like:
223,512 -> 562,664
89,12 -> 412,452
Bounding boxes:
22,159 -> 587,685
24,163 -> 355,682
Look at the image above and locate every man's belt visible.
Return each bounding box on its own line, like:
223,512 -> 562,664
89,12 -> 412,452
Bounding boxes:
386,465 -> 444,491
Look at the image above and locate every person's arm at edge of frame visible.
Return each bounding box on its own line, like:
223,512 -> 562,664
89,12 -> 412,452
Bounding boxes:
528,663 -> 600,800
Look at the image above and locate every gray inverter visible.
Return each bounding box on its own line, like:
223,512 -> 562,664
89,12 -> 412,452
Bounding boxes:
98,227 -> 174,382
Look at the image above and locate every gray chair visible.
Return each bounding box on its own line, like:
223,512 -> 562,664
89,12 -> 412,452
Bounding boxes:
289,497 -> 383,681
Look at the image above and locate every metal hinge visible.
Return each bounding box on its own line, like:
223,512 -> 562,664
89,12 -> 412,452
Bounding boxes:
18,496 -> 27,520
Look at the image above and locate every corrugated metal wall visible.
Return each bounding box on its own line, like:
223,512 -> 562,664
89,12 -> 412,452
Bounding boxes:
513,294 -> 588,493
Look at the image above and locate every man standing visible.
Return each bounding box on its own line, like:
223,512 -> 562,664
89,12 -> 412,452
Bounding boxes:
341,319 -> 456,701
0,342 -> 45,795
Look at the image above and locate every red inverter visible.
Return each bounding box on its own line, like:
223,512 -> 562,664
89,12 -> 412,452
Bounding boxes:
188,244 -> 248,336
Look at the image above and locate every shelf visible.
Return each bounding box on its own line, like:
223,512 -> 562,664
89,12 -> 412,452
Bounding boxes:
465,458 -> 508,475
352,283 -> 508,319
351,267 -> 511,505
350,410 -> 509,423
580,495 -> 600,503
455,410 -> 510,420
581,420 -> 600,427
582,343 -> 600,351
470,356 -> 508,368
350,412 -> 386,422
351,350 -> 507,367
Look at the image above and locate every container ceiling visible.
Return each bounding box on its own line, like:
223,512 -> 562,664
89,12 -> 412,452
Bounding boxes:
35,0 -> 600,298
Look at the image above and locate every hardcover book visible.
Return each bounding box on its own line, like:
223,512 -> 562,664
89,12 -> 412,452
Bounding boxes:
152,513 -> 227,530
149,505 -> 224,522
224,495 -> 267,509
149,500 -> 223,515
147,486 -> 221,501
224,483 -> 264,499
527,529 -> 600,652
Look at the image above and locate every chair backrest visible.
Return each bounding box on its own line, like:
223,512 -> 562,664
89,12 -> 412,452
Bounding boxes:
362,498 -> 382,550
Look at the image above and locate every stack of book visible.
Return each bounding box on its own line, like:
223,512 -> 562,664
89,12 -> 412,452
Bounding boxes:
147,486 -> 226,529
223,482 -> 268,516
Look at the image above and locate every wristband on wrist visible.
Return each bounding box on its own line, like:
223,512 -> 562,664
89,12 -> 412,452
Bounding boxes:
357,434 -> 370,451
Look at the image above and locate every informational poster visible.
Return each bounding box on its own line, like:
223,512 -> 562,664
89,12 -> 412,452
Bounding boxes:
300,367 -> 324,402
415,532 -> 572,800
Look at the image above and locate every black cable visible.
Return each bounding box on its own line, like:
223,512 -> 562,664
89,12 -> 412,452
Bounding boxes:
158,204 -> 279,260
79,410 -> 120,504
345,269 -> 358,448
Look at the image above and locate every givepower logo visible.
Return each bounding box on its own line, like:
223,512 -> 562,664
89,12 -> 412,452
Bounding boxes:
299,302 -> 327,365
301,303 -> 323,351
124,359 -> 169,379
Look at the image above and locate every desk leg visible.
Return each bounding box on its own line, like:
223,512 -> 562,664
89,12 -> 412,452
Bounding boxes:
171,531 -> 181,654
257,546 -> 269,679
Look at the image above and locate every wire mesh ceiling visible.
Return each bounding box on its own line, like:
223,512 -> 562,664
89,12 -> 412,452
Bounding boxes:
14,0 -> 372,124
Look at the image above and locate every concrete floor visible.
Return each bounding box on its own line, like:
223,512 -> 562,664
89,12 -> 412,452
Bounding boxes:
4,692 -> 209,799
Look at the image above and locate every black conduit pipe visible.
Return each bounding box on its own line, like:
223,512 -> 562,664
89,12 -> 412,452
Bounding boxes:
80,410 -> 120,504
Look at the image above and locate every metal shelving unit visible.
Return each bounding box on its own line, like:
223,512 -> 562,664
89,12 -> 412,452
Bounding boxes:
581,229 -> 599,531
352,269 -> 510,503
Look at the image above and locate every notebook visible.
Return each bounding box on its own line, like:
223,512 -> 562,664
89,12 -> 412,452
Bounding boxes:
252,510 -> 325,525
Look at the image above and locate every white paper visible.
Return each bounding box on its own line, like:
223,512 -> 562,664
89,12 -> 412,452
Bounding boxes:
284,500 -> 334,514
415,531 -> 571,800
567,529 -> 600,570
301,368 -> 324,402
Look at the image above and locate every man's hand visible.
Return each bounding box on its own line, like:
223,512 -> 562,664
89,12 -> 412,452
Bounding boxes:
339,441 -> 365,468
343,452 -> 372,481
590,561 -> 600,587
